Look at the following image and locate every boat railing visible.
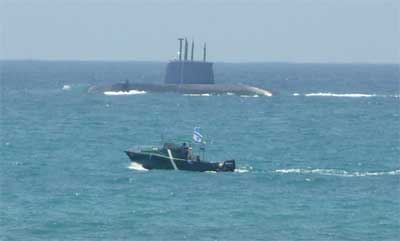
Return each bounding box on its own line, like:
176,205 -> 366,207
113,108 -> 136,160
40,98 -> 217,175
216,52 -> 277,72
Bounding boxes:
131,145 -> 160,152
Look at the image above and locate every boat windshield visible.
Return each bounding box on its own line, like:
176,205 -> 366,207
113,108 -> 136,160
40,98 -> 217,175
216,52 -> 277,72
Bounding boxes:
163,142 -> 181,150
131,145 -> 159,152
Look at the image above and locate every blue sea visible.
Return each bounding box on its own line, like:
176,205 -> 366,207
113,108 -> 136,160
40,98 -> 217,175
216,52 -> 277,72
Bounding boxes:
1,61 -> 399,240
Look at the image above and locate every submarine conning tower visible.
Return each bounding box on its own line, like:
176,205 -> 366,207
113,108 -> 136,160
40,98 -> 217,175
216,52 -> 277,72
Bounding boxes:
164,38 -> 214,84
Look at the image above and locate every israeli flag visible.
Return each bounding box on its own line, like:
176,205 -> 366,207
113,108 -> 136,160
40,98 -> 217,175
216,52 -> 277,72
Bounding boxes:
193,127 -> 203,143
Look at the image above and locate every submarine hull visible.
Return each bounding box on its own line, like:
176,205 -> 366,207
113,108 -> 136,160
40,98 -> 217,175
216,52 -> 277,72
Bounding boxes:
125,150 -> 235,172
89,82 -> 272,96
88,39 -> 273,96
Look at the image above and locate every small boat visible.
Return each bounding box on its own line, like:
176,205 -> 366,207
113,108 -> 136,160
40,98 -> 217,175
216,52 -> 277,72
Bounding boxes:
125,142 -> 235,172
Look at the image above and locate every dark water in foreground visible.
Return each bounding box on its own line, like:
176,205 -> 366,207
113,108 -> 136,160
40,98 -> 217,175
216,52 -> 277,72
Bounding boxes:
1,61 -> 399,240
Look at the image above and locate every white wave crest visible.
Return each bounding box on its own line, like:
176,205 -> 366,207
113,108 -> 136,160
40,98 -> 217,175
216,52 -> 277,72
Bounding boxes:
183,93 -> 211,96
128,162 -> 148,171
104,90 -> 146,95
293,93 -> 400,98
62,85 -> 71,90
275,168 -> 400,177
305,92 -> 376,97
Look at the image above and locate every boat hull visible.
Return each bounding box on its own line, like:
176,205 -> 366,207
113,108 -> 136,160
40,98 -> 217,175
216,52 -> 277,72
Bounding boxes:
125,150 -> 235,172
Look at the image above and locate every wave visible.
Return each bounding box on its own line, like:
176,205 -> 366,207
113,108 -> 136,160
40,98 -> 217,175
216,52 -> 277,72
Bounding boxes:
128,162 -> 148,171
292,92 -> 400,98
183,93 -> 261,97
62,85 -> 71,91
183,93 -> 211,97
293,92 -> 400,98
275,168 -> 400,177
305,92 -> 376,97
104,90 -> 146,95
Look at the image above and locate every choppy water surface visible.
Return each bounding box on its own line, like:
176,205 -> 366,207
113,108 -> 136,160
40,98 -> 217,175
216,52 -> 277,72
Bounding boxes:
1,61 -> 399,240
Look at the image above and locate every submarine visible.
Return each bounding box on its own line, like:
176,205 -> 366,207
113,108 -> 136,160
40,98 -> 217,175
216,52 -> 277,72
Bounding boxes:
88,38 -> 272,96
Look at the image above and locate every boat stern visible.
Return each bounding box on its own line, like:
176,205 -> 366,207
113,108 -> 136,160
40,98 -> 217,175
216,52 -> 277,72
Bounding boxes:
216,160 -> 236,172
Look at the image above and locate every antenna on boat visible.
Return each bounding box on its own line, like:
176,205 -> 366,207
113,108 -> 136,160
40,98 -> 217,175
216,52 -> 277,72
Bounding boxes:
200,142 -> 206,161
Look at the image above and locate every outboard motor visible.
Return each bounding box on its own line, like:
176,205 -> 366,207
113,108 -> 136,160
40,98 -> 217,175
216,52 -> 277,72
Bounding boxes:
217,160 -> 235,172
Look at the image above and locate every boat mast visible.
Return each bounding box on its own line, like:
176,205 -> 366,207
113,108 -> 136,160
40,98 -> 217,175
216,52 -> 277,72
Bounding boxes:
200,143 -> 206,161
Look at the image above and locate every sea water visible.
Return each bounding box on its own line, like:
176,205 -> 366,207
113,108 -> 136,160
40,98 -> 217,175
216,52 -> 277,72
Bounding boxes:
1,61 -> 399,240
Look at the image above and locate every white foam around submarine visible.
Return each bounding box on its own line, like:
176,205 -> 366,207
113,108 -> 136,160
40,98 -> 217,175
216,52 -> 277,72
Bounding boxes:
240,94 -> 259,98
104,90 -> 147,95
183,93 -> 211,96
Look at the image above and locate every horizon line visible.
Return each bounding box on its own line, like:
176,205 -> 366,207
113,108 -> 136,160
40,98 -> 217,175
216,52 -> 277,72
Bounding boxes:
0,58 -> 399,65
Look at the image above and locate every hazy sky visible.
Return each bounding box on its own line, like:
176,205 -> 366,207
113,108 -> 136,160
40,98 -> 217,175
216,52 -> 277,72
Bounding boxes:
1,0 -> 399,63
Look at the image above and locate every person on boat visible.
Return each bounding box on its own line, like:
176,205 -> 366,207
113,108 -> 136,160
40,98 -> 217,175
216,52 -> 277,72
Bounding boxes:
181,143 -> 189,159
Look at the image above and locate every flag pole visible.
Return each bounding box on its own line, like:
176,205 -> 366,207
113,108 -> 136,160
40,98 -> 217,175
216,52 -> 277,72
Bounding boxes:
202,142 -> 205,161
